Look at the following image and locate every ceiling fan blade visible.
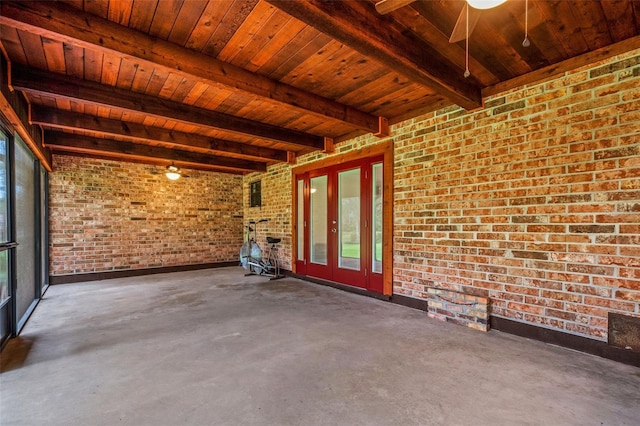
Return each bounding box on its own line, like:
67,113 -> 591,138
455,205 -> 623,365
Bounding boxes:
375,0 -> 416,15
449,5 -> 482,43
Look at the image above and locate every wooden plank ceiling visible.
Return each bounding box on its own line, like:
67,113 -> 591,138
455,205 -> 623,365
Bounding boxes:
1,0 -> 639,174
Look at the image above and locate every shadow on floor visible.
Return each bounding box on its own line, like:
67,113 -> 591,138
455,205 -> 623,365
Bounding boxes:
0,336 -> 35,373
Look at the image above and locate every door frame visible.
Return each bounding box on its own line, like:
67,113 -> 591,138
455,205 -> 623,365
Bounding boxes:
291,140 -> 393,296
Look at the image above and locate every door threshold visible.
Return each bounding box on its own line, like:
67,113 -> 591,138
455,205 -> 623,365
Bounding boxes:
289,272 -> 390,301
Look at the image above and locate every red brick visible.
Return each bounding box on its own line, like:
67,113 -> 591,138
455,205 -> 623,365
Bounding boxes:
598,256 -> 640,268
589,317 -> 608,328
523,296 -> 564,309
566,323 -> 607,339
506,302 -> 544,315
524,314 -> 566,330
583,296 -> 636,312
615,290 -> 640,302
545,308 -> 577,321
541,290 -> 583,303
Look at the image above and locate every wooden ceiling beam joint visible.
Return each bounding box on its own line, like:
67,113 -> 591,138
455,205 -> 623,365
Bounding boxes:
287,151 -> 297,165
374,116 -> 390,138
323,137 -> 335,154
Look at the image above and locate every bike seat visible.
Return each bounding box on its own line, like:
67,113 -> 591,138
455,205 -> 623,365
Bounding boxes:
266,237 -> 281,244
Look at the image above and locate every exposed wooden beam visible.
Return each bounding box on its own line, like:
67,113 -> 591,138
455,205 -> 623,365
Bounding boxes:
267,0 -> 482,110
0,1 -> 384,135
12,65 -> 325,150
44,132 -> 267,173
30,106 -> 288,163
52,151 -> 248,175
0,42 -> 52,171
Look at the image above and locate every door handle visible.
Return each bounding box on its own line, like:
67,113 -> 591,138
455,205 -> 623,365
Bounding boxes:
0,242 -> 18,250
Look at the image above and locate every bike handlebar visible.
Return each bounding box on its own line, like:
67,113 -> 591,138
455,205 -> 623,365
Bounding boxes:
248,219 -> 269,225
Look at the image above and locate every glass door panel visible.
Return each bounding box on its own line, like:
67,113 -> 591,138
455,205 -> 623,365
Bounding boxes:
15,137 -> 37,329
0,250 -> 8,303
310,175 -> 328,265
0,132 -> 9,305
40,166 -> 48,293
0,137 -> 7,244
0,130 -> 11,344
0,249 -> 8,344
372,163 -> 383,274
297,179 -> 304,262
338,168 -> 361,271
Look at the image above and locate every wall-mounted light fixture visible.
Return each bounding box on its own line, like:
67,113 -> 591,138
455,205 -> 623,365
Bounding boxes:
165,163 -> 181,180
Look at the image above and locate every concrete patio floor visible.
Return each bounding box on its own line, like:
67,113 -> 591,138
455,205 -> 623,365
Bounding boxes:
1,267 -> 639,425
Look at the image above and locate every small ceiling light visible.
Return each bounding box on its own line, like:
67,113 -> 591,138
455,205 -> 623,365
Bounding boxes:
165,163 -> 181,180
467,0 -> 507,9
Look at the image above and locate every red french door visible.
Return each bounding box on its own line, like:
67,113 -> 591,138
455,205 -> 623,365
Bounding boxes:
295,156 -> 383,293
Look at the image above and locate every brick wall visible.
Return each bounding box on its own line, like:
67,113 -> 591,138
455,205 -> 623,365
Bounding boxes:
392,49 -> 640,339
245,48 -> 640,342
49,155 -> 243,276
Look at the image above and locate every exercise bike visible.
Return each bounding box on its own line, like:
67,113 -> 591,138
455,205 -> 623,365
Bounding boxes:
239,219 -> 284,280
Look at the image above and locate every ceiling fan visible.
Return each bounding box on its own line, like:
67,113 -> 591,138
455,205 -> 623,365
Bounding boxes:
376,0 -> 529,77
149,163 -> 190,180
375,0 -> 508,43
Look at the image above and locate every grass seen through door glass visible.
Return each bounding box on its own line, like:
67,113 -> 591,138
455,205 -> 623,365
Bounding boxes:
340,243 -> 382,260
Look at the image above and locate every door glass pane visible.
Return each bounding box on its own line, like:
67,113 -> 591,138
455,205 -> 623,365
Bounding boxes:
372,163 -> 383,273
0,251 -> 8,303
15,137 -> 37,321
0,133 -> 8,304
310,175 -> 327,265
338,168 -> 360,270
0,133 -> 7,244
40,167 -> 48,291
297,179 -> 304,261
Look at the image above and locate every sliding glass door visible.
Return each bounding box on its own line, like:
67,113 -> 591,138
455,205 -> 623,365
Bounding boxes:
0,127 -> 48,345
14,137 -> 38,331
